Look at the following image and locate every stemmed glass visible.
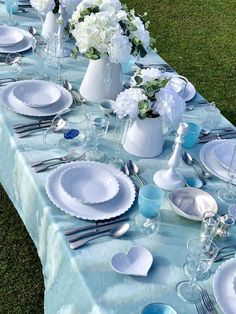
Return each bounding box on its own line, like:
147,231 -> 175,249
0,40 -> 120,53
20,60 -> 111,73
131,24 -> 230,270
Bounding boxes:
201,102 -> 220,133
5,53 -> 22,77
4,0 -> 19,26
85,113 -> 110,162
108,116 -> 130,168
217,144 -> 236,202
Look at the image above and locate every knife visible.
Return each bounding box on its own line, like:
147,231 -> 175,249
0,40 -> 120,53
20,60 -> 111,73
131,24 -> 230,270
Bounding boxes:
198,131 -> 236,143
15,121 -> 51,133
135,62 -> 175,72
13,119 -> 53,129
63,216 -> 129,236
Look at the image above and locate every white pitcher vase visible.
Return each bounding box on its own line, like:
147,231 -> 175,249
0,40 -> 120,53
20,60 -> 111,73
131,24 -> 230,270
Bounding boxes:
41,11 -> 59,39
123,117 -> 166,158
79,55 -> 123,103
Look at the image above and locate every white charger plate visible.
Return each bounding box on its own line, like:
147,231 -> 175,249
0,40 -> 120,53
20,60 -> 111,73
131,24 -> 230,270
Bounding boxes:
59,164 -> 119,204
0,80 -> 73,117
214,142 -> 236,170
0,25 -> 24,47
46,161 -> 136,220
13,80 -> 61,108
213,258 -> 236,314
0,28 -> 32,53
169,187 -> 218,221
199,139 -> 236,184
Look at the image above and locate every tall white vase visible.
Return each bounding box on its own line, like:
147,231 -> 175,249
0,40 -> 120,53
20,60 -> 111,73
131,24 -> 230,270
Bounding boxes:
79,55 -> 123,103
123,117 -> 165,158
41,11 -> 59,39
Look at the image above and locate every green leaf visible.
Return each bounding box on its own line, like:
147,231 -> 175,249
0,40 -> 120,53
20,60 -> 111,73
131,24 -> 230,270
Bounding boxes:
71,47 -> 79,59
138,100 -> 149,114
134,75 -> 143,85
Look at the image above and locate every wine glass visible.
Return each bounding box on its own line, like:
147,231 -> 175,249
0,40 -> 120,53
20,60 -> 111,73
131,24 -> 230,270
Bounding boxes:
200,102 -> 220,133
85,113 -> 110,162
183,237 -> 218,280
5,53 -> 22,77
108,116 -> 130,168
4,0 -> 19,26
217,144 -> 236,202
199,211 -> 220,250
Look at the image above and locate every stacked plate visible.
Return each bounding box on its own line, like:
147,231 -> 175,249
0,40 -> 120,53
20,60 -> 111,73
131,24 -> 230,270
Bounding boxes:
0,80 -> 73,116
46,161 -> 136,220
2,0 -> 31,6
0,25 -> 32,53
199,139 -> 236,183
213,258 -> 236,314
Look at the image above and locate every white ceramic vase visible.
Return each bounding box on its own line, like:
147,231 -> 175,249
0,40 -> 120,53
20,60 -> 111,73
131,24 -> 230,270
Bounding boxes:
79,55 -> 123,103
123,117 -> 165,158
41,11 -> 59,39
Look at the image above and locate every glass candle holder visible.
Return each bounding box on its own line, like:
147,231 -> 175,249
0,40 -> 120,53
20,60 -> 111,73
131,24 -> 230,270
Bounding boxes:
216,214 -> 235,239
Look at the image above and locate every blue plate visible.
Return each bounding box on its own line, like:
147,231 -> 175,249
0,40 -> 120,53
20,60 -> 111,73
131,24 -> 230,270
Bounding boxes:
141,303 -> 177,314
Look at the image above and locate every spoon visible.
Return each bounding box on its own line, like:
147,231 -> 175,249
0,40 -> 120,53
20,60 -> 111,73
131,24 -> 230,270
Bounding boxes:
120,165 -> 129,176
28,26 -> 37,36
183,152 -> 211,179
127,160 -> 145,185
200,127 -> 235,136
18,8 -> 28,13
63,79 -> 83,105
182,152 -> 207,185
70,223 -> 130,249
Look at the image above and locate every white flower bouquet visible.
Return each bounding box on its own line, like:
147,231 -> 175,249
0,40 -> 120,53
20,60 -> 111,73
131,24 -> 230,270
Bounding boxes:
69,0 -> 150,63
30,0 -> 82,15
113,67 -> 186,124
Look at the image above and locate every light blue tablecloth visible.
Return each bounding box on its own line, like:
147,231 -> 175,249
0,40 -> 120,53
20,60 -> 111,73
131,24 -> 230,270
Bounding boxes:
0,6 -> 235,314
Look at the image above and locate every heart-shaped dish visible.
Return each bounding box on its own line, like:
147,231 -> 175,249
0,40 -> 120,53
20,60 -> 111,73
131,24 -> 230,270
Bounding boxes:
111,246 -> 153,276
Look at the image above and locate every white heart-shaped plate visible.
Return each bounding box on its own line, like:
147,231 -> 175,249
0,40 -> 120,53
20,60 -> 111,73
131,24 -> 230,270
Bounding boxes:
111,246 -> 153,276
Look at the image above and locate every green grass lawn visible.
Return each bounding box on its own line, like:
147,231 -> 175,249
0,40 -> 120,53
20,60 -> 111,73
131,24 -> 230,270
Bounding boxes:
0,1 -> 235,313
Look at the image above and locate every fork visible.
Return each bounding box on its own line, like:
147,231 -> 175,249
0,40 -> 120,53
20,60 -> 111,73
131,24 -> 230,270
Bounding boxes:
31,151 -> 76,167
195,301 -> 206,314
34,152 -> 86,173
201,289 -> 217,313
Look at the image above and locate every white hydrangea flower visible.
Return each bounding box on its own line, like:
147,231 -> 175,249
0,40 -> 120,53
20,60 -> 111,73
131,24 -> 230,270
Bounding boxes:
140,68 -> 163,82
131,16 -> 150,49
153,86 -> 186,124
30,0 -> 54,14
100,0 -> 122,12
108,33 -> 132,64
114,88 -> 148,118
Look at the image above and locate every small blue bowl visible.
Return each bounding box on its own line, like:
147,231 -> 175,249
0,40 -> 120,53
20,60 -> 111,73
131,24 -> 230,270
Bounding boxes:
141,303 -> 177,314
99,99 -> 115,114
186,177 -> 203,189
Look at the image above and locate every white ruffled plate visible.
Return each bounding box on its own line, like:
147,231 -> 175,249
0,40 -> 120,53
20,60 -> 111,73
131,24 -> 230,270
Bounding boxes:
0,28 -> 32,53
59,164 -> 119,204
214,142 -> 236,170
199,139 -> 236,184
0,80 -> 72,117
165,73 -> 196,102
12,80 -> 61,108
46,161 -> 136,220
213,258 -> 236,314
0,25 -> 24,47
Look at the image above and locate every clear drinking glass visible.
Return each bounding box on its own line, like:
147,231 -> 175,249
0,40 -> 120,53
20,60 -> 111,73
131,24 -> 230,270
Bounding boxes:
216,214 -> 235,239
43,109 -> 91,152
85,113 -> 110,162
199,211 -> 220,250
5,53 -> 22,77
133,184 -> 164,235
4,0 -> 19,26
201,102 -> 220,133
183,237 -> 218,280
217,145 -> 236,203
108,116 -> 130,168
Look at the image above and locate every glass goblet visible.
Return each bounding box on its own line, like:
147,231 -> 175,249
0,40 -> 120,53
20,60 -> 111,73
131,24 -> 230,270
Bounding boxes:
200,102 -> 220,133
4,0 -> 19,26
85,113 -> 110,162
217,144 -> 236,203
183,237 -> 218,280
199,211 -> 220,250
133,184 -> 164,235
5,53 -> 22,77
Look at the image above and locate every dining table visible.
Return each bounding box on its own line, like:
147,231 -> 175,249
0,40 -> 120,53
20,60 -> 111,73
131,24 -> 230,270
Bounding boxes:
0,4 -> 235,314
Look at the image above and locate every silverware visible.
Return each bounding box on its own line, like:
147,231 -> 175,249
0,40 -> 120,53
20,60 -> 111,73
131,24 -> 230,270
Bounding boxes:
201,289 -> 217,313
214,252 -> 235,262
64,215 -> 129,236
200,127 -> 234,136
185,102 -> 209,111
15,121 -> 51,133
127,160 -> 145,185
135,62 -> 174,72
198,131 -> 236,143
34,152 -> 86,173
32,151 -> 77,167
13,119 -> 52,129
182,152 -> 207,185
18,7 -> 28,13
67,221 -> 128,243
195,301 -> 205,314
182,152 -> 211,179
70,223 -> 130,250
